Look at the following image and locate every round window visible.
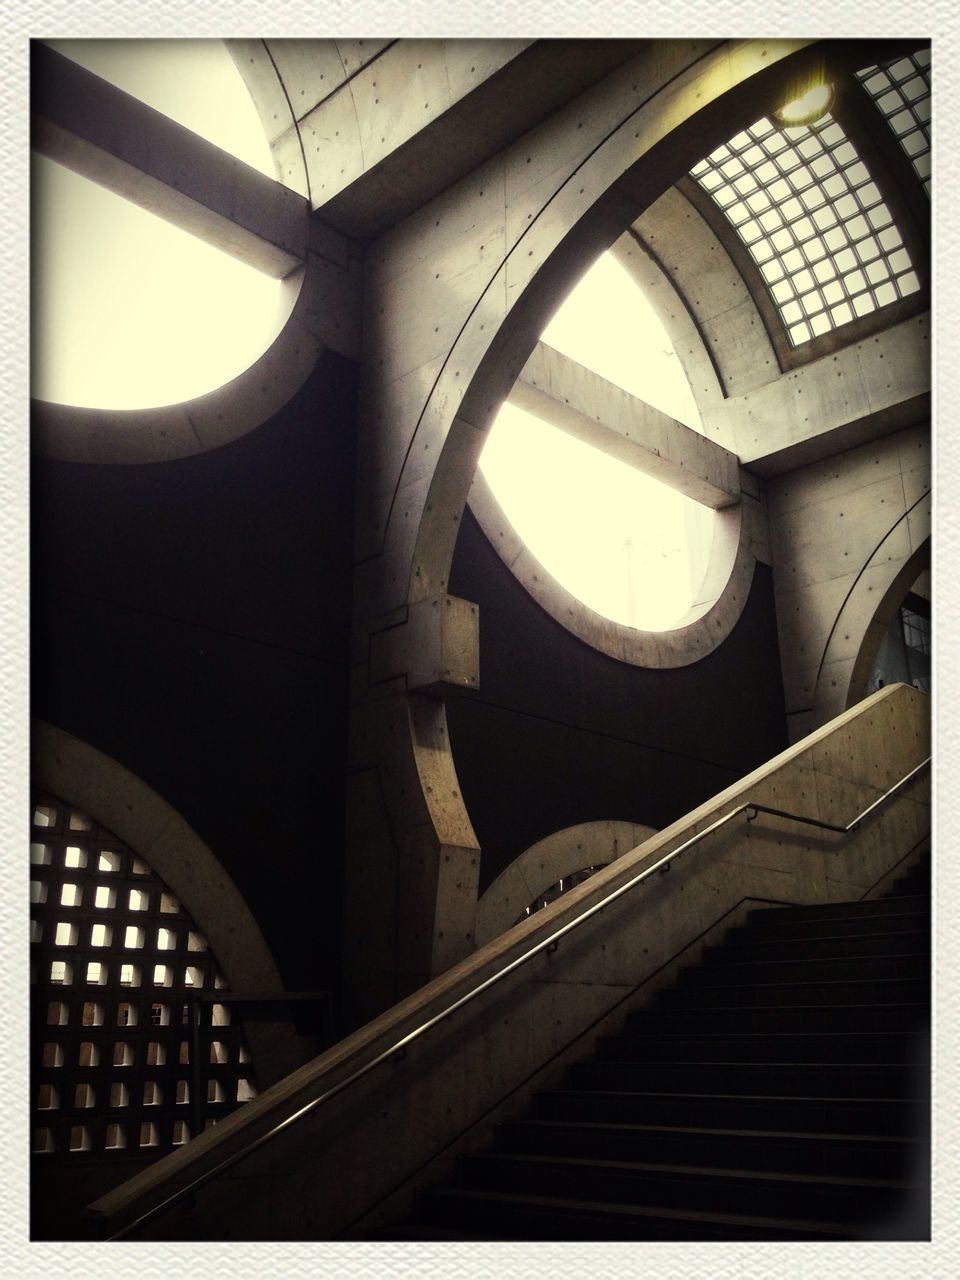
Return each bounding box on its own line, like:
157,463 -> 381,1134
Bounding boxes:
33,40 -> 293,411
478,252 -> 718,632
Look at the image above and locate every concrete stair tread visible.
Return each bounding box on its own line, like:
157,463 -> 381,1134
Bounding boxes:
506,1118 -> 917,1144
422,1186 -> 855,1238
608,1030 -> 919,1042
556,1088 -> 922,1105
466,1149 -> 913,1190
588,1059 -> 910,1068
661,977 -> 928,994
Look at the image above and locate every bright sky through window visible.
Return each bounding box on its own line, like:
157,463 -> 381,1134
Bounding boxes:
33,41 -> 288,411
541,251 -> 702,429
480,252 -> 714,632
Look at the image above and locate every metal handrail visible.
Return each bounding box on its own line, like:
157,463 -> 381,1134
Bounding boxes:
97,753 -> 930,1240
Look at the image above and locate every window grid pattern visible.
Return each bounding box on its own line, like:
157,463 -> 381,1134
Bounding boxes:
690,113 -> 921,347
31,794 -> 257,1158
856,49 -> 931,196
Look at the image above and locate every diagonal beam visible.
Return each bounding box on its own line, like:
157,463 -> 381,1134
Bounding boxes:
32,43 -> 309,279
510,342 -> 740,509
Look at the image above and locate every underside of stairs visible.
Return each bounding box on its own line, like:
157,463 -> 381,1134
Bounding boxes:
387,852 -> 931,1241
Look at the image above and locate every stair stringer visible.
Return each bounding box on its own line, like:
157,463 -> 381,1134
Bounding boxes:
88,683 -> 929,1241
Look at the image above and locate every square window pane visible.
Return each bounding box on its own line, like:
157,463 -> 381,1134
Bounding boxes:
852,291 -> 875,317
829,300 -> 855,325
789,320 -> 811,344
843,268 -> 866,293
800,290 -> 823,317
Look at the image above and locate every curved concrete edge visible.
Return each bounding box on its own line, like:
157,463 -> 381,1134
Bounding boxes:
812,497 -> 932,725
32,721 -> 309,1087
31,247 -> 331,466
86,683 -> 929,1240
609,219 -> 726,421
468,467 -> 758,668
476,820 -> 656,946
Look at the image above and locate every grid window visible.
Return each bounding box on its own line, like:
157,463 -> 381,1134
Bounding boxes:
690,111 -> 921,346
857,49 -> 931,196
31,791 -> 257,1158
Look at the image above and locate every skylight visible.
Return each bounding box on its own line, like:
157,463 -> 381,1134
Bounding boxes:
856,49 -> 931,197
690,112 -> 920,347
479,253 -> 716,632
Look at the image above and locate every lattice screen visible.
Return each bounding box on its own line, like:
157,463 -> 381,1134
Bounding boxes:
31,793 -> 257,1157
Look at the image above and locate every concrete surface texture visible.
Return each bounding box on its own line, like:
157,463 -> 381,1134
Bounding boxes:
30,36 -> 931,1238
87,683 -> 929,1240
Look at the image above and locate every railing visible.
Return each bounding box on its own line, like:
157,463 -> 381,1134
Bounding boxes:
186,992 -> 334,1142
96,754 -> 930,1240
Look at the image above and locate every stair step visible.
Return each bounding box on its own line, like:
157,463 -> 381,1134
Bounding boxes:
535,1090 -> 927,1136
414,1187 -> 857,1240
714,930 -> 929,961
728,913 -> 929,943
455,1151 -> 914,1225
570,1060 -> 914,1097
678,954 -> 929,985
747,895 -> 929,924
657,977 -> 928,1009
495,1119 -> 921,1178
597,1031 -> 922,1065
626,1002 -> 929,1035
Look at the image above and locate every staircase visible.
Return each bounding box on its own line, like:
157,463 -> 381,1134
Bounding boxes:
394,852 -> 931,1241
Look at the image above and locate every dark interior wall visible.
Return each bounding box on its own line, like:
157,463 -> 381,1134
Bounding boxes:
31,350 -> 358,991
447,508 -> 789,893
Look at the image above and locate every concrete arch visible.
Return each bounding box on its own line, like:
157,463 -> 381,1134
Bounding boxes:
467,467 -> 763,668
347,39 -> 824,1015
846,548 -> 931,707
31,721 -> 306,1085
403,40 -> 815,607
475,820 -> 656,946
811,498 -> 931,725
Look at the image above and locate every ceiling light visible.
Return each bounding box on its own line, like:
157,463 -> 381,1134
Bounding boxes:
775,82 -> 834,127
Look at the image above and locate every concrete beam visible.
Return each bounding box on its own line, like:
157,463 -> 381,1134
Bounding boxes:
288,39 -> 646,239
706,313 -> 931,478
32,43 -> 309,279
510,342 -> 741,509
369,595 -> 480,696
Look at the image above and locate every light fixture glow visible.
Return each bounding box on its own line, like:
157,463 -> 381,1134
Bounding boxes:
775,82 -> 833,127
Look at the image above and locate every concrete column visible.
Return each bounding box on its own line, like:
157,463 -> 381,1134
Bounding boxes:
343,38 -> 819,1025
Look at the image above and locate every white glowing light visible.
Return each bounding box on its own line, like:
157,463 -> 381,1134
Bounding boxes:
33,40 -> 287,411
542,251 -> 701,429
480,252 -> 714,632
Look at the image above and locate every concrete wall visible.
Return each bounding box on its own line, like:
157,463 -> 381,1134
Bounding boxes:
446,507 -> 788,891
87,683 -> 929,1242
343,39 -> 824,1020
766,421 -> 930,742
31,351 -> 359,992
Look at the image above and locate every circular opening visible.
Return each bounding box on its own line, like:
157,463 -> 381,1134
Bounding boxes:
32,40 -> 294,412
478,252 -> 718,632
